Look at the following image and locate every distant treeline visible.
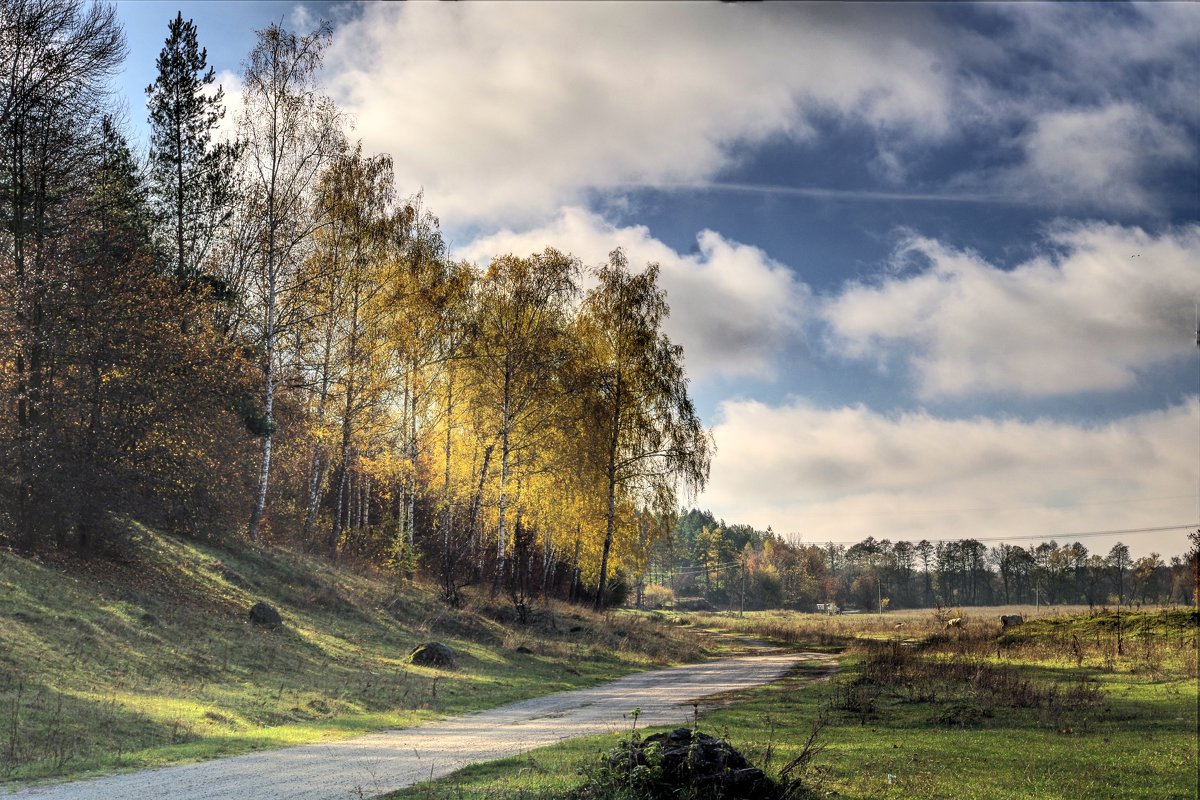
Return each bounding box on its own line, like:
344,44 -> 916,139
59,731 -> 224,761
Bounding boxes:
644,510 -> 1199,611
0,2 -> 710,611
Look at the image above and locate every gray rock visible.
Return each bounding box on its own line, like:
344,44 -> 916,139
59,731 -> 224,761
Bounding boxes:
410,641 -> 456,669
249,601 -> 282,629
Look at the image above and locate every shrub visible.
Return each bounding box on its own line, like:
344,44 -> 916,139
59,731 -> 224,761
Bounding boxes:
642,585 -> 675,609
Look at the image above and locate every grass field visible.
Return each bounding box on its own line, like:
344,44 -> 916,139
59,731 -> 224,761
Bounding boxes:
387,605 -> 1199,800
0,522 -> 701,786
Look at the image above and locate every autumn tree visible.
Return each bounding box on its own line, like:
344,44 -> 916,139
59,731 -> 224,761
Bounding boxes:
0,0 -> 125,545
61,120 -> 254,546
239,21 -> 343,541
308,145 -> 396,560
577,249 -> 711,609
385,198 -> 470,572
464,249 -> 579,591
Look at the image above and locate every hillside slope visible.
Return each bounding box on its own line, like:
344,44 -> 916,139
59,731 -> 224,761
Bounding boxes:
0,522 -> 700,786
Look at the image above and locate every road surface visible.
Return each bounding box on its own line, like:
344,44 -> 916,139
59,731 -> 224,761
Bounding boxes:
6,649 -> 834,800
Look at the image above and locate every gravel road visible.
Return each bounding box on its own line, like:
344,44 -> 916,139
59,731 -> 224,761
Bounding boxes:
6,650 -> 834,800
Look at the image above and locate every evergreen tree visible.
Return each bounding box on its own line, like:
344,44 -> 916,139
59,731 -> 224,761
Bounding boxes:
146,12 -> 239,280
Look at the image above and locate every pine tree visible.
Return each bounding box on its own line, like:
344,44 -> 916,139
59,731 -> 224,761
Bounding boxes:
146,12 -> 239,280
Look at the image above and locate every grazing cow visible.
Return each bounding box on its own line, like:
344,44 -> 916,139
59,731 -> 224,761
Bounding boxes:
945,617 -> 963,630
894,622 -> 906,629
1000,614 -> 1024,629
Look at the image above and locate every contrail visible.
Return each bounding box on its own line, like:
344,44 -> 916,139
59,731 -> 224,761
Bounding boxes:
622,180 -> 1018,205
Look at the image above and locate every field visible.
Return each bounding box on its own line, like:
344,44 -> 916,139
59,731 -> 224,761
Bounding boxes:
0,523 -> 701,787
388,604 -> 1199,800
4,532 -> 1195,799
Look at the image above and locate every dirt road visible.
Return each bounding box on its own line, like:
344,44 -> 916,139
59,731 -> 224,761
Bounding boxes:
6,650 -> 833,800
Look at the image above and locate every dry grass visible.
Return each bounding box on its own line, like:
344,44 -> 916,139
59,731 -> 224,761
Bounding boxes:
680,604 -> 1198,678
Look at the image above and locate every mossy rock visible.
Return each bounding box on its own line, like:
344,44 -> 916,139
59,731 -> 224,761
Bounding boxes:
248,601 -> 282,629
410,641 -> 456,668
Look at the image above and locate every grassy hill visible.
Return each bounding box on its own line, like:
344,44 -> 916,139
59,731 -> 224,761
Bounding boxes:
0,521 -> 700,786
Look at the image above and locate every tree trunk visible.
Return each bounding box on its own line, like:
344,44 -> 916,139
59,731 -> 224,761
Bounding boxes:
494,361 -> 512,594
247,363 -> 274,542
595,376 -> 622,611
302,298 -> 337,541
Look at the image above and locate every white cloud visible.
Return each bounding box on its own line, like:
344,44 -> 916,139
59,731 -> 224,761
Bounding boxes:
702,397 -> 1199,557
456,208 -> 810,382
995,104 -> 1193,213
309,3 -> 1200,224
322,3 -> 955,226
207,69 -> 243,145
822,223 -> 1200,398
984,3 -> 1200,125
289,4 -> 314,33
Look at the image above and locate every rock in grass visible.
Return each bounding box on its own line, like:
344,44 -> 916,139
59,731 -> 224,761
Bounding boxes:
602,728 -> 781,800
410,641 -> 455,669
248,601 -> 282,629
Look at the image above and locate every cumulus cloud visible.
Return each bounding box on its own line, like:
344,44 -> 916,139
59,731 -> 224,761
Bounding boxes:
822,223 -> 1200,398
701,397 -> 1199,556
322,3 -> 955,226
456,208 -> 810,382
981,3 -> 1200,126
313,2 -> 1199,225
985,104 -> 1193,213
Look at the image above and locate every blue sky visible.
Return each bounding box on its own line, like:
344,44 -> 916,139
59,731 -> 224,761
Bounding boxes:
112,2 -> 1200,558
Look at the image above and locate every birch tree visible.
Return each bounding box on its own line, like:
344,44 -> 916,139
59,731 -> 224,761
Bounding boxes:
313,146 -> 395,560
465,249 -> 578,591
239,21 -> 343,541
577,249 -> 711,609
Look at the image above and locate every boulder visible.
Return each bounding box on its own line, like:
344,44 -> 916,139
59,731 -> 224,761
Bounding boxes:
410,641 -> 456,669
606,728 -> 780,800
248,601 -> 282,629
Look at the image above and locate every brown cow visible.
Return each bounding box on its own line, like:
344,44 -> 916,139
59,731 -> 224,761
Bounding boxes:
1000,614 -> 1024,629
945,617 -> 963,630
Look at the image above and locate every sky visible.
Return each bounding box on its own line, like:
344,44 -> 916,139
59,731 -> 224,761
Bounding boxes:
112,1 -> 1200,559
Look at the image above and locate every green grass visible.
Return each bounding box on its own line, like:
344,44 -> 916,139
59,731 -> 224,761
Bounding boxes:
385,608 -> 1199,800
0,522 -> 702,786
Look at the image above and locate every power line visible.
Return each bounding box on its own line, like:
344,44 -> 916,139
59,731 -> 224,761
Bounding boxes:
783,493 -> 1199,519
783,522 -> 1200,547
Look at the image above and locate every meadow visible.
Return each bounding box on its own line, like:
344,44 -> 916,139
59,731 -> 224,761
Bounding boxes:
389,604 -> 1199,800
